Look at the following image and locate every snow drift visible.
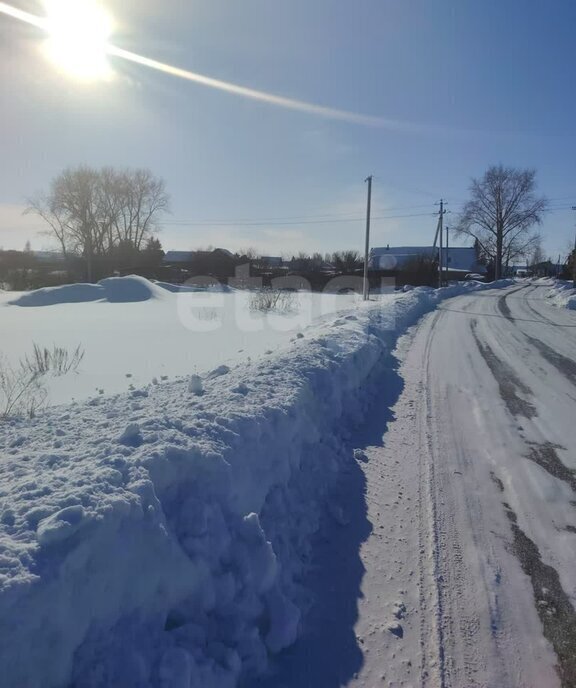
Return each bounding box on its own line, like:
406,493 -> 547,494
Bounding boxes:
0,280 -> 512,687
542,278 -> 576,311
9,275 -> 169,307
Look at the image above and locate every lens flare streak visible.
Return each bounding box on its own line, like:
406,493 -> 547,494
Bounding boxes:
108,46 -> 392,127
0,1 -> 399,127
0,1 -> 48,29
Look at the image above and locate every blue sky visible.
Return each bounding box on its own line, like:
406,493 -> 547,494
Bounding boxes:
1,0 -> 575,259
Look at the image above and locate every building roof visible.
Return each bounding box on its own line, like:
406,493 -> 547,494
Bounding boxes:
163,251 -> 195,263
370,245 -> 485,273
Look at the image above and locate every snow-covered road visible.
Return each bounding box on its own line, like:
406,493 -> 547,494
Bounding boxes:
265,284 -> 576,688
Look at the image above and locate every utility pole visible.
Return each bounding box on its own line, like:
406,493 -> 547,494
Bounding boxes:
363,175 -> 373,301
445,225 -> 450,284
572,206 -> 576,288
437,199 -> 446,288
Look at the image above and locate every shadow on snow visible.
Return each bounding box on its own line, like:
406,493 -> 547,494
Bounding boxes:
253,354 -> 404,688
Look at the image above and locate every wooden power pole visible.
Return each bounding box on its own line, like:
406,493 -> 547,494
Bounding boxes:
363,175 -> 373,301
446,224 -> 450,283
437,199 -> 446,288
572,206 -> 576,288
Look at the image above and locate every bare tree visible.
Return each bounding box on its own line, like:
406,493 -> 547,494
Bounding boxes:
39,166 -> 107,280
27,166 -> 169,280
290,252 -> 313,272
310,252 -> 324,269
238,247 -> 259,260
26,174 -> 78,261
456,166 -> 547,279
102,168 -> 169,251
504,232 -> 542,270
332,250 -> 362,272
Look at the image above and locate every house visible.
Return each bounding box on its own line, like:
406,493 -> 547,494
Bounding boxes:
370,245 -> 485,275
163,251 -> 195,264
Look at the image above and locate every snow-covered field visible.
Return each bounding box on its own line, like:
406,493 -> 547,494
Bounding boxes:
0,276 -> 382,407
0,277 -> 514,688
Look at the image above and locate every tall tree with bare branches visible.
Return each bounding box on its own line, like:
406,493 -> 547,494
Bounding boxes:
456,166 -> 547,279
102,167 -> 169,251
27,166 -> 169,280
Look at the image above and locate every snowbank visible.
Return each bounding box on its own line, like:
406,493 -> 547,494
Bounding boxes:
0,279 -> 512,688
9,275 -> 169,307
541,278 -> 576,311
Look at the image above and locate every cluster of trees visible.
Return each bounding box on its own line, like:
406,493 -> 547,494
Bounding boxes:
284,250 -> 362,272
0,243 -> 38,290
28,166 -> 169,280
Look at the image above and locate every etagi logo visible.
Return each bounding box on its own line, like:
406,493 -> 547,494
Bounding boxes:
176,264 -> 397,333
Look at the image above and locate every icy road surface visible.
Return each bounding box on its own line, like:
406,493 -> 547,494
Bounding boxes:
263,283 -> 576,688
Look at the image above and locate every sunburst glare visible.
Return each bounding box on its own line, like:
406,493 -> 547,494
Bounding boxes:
43,0 -> 112,81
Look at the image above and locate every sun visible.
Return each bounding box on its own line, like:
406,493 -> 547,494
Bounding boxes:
43,0 -> 113,81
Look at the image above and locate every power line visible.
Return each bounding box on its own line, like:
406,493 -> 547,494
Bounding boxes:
160,211 -> 435,228
374,202 -> 442,212
19,201 -> 573,232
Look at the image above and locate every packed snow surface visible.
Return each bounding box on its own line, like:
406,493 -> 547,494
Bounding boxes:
0,277 -> 512,688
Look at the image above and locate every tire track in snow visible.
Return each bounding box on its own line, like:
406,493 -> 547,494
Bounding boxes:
417,310 -> 448,688
474,287 -> 576,684
498,293 -> 514,320
471,303 -> 576,495
506,286 -> 576,381
525,442 -> 576,494
497,285 -> 526,322
495,287 -> 576,494
521,334 -> 576,386
419,309 -> 492,688
425,310 -> 513,687
521,285 -> 570,328
491,466 -> 576,686
469,319 -> 537,419
503,502 -> 576,688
